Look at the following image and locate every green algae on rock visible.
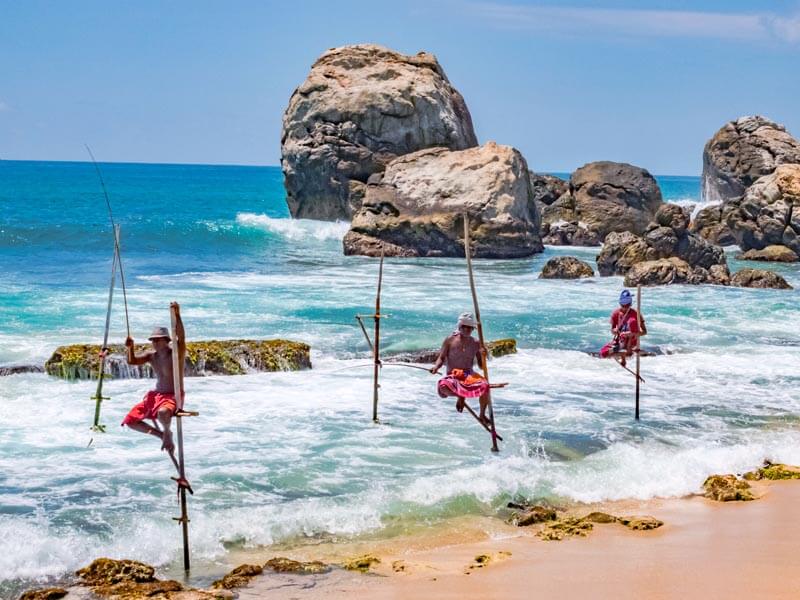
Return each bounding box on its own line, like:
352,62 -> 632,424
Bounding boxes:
18,588 -> 68,600
211,563 -> 263,589
537,517 -> 594,541
702,474 -> 755,501
342,554 -> 381,572
264,557 -> 330,574
743,462 -> 800,481
45,339 -> 311,380
486,338 -> 517,358
618,516 -> 663,530
582,511 -> 617,524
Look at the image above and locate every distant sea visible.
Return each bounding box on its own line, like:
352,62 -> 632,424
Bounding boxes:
2,161 -> 799,597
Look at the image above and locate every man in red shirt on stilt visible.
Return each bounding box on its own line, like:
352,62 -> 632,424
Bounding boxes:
600,289 -> 640,367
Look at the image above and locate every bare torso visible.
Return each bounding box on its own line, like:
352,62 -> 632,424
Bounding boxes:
439,333 -> 480,373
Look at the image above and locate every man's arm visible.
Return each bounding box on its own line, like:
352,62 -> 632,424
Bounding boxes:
125,337 -> 151,366
430,337 -> 449,374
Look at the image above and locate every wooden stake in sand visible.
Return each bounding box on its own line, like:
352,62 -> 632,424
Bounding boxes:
463,215 -> 501,452
169,303 -> 192,571
372,248 -> 385,422
635,285 -> 643,421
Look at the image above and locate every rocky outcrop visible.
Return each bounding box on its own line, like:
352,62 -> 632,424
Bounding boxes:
18,589 -> 67,600
385,338 -> 517,364
263,557 -> 330,574
0,364 -> 43,376
44,340 -> 312,380
730,268 -> 793,289
211,564 -> 263,590
342,555 -> 381,572
689,204 -> 737,246
702,475 -> 754,502
737,245 -> 799,262
343,143 -> 543,258
702,116 -> 800,205
530,173 -> 568,208
623,258 -> 731,287
724,164 -> 800,258
281,44 -> 478,220
597,204 -> 727,277
539,256 -> 594,279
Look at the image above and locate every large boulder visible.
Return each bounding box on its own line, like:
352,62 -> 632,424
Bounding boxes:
725,164 -> 800,258
281,44 -> 478,220
702,116 -> 800,204
737,245 -> 799,262
597,204 -> 726,276
539,256 -> 594,279
530,172 -> 569,211
689,204 -> 737,246
343,143 -> 543,258
623,258 -> 730,287
569,161 -> 663,240
730,268 -> 793,290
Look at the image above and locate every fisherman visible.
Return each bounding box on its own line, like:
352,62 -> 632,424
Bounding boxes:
121,302 -> 185,454
430,312 -> 491,424
600,289 -> 641,367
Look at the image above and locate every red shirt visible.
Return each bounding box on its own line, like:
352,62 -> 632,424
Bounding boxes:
611,307 -> 640,349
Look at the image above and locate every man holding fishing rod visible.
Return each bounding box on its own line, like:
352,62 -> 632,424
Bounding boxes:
430,312 -> 491,425
599,289 -> 642,367
121,302 -> 185,456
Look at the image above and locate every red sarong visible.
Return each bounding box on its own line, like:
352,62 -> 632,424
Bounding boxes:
437,369 -> 489,399
121,391 -> 177,426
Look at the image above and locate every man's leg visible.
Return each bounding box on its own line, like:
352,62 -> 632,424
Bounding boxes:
478,392 -> 490,424
455,395 -> 465,413
156,407 -> 174,452
126,420 -> 163,440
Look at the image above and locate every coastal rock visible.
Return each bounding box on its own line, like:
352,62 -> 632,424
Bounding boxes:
75,558 -> 190,598
737,245 -> 799,262
689,205 -> 737,246
385,338 -> 517,364
618,516 -> 663,531
264,557 -> 330,574
539,256 -> 594,279
514,505 -> 557,526
570,161 -> 663,240
211,564 -> 263,589
596,231 -> 653,276
623,258 -> 693,286
702,475 -> 755,502
537,517 -> 593,541
582,512 -> 617,524
530,172 -> 569,208
725,164 -> 800,257
343,143 -> 543,258
541,220 -> 603,246
44,339 -> 312,381
702,116 -> 800,205
342,555 -> 381,572
730,268 -> 793,290
18,589 -> 68,600
743,462 -> 800,481
0,364 -> 44,376
281,44 -> 477,220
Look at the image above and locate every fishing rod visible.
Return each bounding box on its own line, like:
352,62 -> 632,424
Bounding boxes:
86,145 -> 131,338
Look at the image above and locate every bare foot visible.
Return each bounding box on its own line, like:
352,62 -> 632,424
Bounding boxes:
161,430 -> 175,452
455,397 -> 465,413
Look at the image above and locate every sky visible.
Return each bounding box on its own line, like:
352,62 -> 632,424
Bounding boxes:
1,0 -> 799,175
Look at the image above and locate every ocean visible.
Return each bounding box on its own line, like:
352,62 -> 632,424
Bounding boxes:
1,161 -> 799,596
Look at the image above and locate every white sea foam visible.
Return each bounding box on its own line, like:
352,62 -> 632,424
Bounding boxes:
235,213 -> 350,241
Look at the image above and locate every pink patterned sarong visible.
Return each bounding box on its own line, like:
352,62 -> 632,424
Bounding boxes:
437,369 -> 489,399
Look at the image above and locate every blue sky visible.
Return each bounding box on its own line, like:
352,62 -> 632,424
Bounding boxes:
1,0 -> 798,174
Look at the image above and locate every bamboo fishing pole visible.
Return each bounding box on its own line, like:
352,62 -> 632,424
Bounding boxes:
635,285 -> 642,421
170,303 -> 191,571
463,214 -> 500,452
372,248 -> 385,422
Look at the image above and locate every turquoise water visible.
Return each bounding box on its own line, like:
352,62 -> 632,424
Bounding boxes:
2,161 -> 800,596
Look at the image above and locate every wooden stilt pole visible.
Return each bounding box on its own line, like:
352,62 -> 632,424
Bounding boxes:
463,215 -> 500,452
372,248 -> 385,423
635,285 -> 642,421
170,304 -> 190,572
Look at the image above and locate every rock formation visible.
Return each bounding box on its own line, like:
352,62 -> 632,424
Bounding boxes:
623,258 -> 731,287
342,143 -> 543,258
702,115 -> 800,205
597,204 -> 727,277
539,256 -> 594,279
539,161 -> 662,246
730,268 -> 793,290
724,164 -> 800,258
281,44 -> 478,220
689,204 -> 737,246
44,340 -> 312,380
702,475 -> 754,502
737,245 -> 799,262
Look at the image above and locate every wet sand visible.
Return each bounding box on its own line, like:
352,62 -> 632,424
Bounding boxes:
239,480 -> 800,600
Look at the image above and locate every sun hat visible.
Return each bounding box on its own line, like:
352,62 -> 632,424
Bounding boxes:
619,289 -> 633,306
457,312 -> 477,328
148,326 -> 171,340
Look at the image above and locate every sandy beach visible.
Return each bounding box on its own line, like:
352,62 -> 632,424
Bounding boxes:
233,479 -> 800,600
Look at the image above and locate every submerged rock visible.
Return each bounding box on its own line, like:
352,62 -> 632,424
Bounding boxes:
743,462 -> 800,481
539,256 -> 594,279
513,505 -> 558,526
343,143 -> 543,258
730,268 -> 793,290
264,557 -> 330,574
0,364 -> 43,376
44,339 -> 311,381
702,115 -> 800,205
342,554 -> 381,572
702,475 -> 755,502
737,245 -> 799,262
281,44 -> 477,220
18,589 -> 68,600
211,564 -> 263,589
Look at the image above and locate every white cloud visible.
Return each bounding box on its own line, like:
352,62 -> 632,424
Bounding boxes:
466,3 -> 800,44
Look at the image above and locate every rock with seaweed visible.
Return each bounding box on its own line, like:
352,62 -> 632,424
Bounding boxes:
44,339 -> 311,381
743,462 -> 800,481
342,554 -> 381,572
702,475 -> 755,501
384,338 -> 517,364
264,557 -> 330,574
18,589 -> 68,600
211,564 -> 263,590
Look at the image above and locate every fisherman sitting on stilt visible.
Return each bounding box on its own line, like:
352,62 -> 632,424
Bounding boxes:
121,302 -> 186,456
599,289 -> 642,367
430,313 -> 491,424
